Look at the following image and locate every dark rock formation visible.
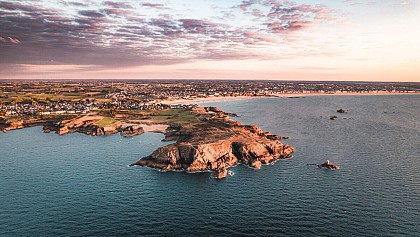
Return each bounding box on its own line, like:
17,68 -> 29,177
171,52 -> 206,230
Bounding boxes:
120,125 -> 144,137
206,107 -> 223,113
204,106 -> 239,117
317,160 -> 340,170
266,134 -> 282,140
212,167 -> 228,179
2,121 -> 24,131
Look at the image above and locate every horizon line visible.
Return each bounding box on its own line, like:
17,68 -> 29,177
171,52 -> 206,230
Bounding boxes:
1,78 -> 420,84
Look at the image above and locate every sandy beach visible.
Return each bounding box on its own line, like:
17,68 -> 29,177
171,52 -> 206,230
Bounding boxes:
123,123 -> 169,133
140,124 -> 169,133
160,96 -> 251,105
161,92 -> 418,105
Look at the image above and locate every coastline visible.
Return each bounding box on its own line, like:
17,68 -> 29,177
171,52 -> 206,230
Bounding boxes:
160,96 -> 251,105
160,92 -> 419,105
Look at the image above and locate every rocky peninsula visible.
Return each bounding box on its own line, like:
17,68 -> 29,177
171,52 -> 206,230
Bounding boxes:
1,106 -> 294,179
43,115 -> 145,137
129,106 -> 294,178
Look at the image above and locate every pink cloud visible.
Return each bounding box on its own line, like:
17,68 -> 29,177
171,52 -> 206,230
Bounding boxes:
141,3 -> 166,8
239,1 -> 256,11
0,0 -> 338,69
8,37 -> 21,44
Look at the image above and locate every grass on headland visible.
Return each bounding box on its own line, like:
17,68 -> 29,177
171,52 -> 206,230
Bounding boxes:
96,117 -> 117,127
114,108 -> 197,124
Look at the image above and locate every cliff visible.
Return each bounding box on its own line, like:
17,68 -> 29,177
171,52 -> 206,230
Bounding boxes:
130,107 -> 294,178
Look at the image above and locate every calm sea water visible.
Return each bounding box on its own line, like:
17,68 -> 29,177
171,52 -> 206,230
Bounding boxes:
1,95 -> 419,237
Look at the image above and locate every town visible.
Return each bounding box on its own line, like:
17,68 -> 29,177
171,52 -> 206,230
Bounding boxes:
1,80 -> 419,117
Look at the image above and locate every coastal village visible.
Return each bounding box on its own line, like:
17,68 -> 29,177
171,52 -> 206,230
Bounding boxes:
0,99 -> 191,117
1,80 -> 419,117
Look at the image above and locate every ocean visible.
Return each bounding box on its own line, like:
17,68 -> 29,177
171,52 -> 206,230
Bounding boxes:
1,95 -> 419,237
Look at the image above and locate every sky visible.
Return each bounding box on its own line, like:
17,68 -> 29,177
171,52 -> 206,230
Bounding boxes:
0,0 -> 419,81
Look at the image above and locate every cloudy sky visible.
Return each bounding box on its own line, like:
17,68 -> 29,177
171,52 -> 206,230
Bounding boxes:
0,0 -> 419,81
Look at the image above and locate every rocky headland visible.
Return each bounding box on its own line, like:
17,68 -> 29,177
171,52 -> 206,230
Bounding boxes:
1,114 -> 146,137
130,106 -> 294,178
43,116 -> 145,137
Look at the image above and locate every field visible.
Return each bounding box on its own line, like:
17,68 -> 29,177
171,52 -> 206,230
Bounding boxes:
96,117 -> 118,127
115,109 -> 197,125
0,91 -> 110,104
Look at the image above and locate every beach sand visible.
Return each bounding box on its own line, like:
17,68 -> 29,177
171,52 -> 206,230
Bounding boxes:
160,92 -> 418,105
122,123 -> 169,133
160,96 -> 251,105
140,124 -> 169,133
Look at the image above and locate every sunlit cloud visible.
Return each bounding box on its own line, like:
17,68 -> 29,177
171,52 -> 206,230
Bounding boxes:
0,0 -> 418,81
141,3 -> 167,9
0,0 -> 338,65
8,37 -> 21,44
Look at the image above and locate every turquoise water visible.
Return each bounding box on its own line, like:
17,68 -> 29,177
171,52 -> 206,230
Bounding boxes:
1,95 -> 419,236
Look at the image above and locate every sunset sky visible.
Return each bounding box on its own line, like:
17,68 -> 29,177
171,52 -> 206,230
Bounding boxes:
0,0 -> 419,81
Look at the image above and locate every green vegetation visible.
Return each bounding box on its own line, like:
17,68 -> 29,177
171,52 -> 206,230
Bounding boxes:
144,109 -> 197,124
170,112 -> 196,124
0,91 -> 111,104
113,108 -> 197,124
96,117 -> 117,127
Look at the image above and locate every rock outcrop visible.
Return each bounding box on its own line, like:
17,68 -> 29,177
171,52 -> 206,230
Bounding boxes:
48,117 -> 123,136
120,125 -> 145,137
317,161 -> 340,170
130,106 -> 294,178
2,121 -> 24,132
43,116 -> 145,137
1,119 -> 57,132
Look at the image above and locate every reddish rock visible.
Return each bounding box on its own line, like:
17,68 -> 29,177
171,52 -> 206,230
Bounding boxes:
121,125 -> 144,137
130,122 -> 295,177
212,167 -> 228,179
251,160 -> 262,169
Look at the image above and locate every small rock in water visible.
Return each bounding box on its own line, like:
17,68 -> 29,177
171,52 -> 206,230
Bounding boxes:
212,167 -> 228,179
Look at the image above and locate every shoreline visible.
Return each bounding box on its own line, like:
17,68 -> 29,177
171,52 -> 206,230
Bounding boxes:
161,92 -> 419,105
160,96 -> 251,105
